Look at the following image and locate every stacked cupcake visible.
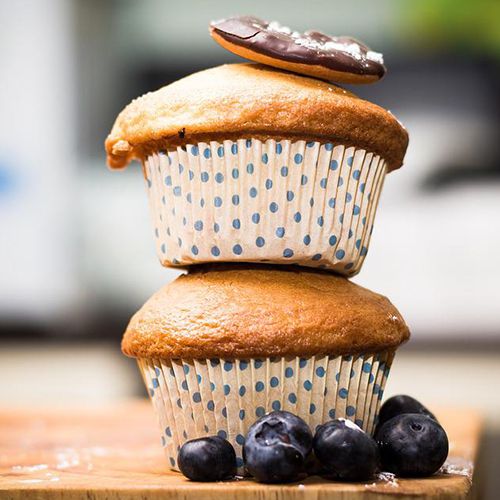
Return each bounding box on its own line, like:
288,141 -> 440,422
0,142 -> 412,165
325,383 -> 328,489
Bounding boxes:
105,16 -> 410,476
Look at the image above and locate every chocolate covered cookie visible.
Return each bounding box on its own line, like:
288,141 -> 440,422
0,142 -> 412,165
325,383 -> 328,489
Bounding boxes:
210,16 -> 386,84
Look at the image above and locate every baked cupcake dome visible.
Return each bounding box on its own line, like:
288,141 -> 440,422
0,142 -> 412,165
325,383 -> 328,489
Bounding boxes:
106,63 -> 407,170
129,266 -> 409,473
123,265 -> 409,359
106,64 -> 408,275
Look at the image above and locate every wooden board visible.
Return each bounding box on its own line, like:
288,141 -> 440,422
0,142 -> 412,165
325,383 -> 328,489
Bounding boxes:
0,401 -> 481,499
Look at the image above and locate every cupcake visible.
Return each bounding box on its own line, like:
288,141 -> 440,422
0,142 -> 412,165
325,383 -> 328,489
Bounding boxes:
105,62 -> 408,276
122,265 -> 409,473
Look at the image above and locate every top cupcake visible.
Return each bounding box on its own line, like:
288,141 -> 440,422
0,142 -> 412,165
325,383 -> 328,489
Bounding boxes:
105,17 -> 408,276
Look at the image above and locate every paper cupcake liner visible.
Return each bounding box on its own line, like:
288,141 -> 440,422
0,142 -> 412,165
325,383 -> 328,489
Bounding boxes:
139,351 -> 394,474
143,138 -> 387,276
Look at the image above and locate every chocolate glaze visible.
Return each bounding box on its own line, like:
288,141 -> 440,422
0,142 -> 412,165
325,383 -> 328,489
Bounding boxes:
210,16 -> 386,79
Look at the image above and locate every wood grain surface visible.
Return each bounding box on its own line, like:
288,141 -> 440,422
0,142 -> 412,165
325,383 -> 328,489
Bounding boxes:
0,400 -> 481,499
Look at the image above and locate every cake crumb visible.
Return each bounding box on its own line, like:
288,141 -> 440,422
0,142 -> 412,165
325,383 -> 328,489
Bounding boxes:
365,471 -> 399,489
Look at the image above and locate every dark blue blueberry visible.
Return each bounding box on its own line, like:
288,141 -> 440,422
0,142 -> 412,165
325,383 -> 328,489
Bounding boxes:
243,411 -> 312,483
376,414 -> 448,477
313,419 -> 379,481
178,436 -> 236,481
375,395 -> 437,437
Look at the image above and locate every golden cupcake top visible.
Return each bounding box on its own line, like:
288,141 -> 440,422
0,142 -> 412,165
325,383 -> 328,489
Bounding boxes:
122,265 -> 410,360
105,63 -> 408,171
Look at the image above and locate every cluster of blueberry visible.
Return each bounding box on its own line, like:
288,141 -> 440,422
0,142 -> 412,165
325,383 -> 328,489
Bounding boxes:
177,395 -> 448,483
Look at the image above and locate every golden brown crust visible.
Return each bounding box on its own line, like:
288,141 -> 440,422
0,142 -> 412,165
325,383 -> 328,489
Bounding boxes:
105,63 -> 408,171
122,265 -> 410,360
211,31 -> 380,84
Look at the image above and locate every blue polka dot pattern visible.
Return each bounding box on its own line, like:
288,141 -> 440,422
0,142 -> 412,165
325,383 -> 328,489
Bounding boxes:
141,351 -> 393,474
146,139 -> 387,284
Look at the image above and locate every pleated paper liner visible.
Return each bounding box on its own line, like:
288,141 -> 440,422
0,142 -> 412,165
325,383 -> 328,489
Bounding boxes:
143,138 -> 387,276
139,351 -> 394,474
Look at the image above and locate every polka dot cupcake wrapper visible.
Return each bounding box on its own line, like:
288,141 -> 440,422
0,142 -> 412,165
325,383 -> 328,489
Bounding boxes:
143,138 -> 387,276
138,351 -> 395,474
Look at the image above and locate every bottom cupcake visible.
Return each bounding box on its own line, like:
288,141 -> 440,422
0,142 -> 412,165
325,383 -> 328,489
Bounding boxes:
123,265 -> 409,474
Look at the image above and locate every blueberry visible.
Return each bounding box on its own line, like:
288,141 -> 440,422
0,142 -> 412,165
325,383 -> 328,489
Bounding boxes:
377,414 -> 448,477
313,418 -> 379,481
375,395 -> 437,438
178,436 -> 236,481
243,411 -> 313,483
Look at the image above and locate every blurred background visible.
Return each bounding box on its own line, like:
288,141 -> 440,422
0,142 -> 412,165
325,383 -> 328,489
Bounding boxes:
0,0 -> 499,495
